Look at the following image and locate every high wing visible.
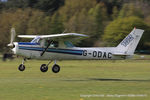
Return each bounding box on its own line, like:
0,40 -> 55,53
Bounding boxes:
18,33 -> 88,56
18,33 -> 88,39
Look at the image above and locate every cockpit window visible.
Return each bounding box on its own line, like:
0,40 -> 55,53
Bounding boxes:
45,40 -> 59,48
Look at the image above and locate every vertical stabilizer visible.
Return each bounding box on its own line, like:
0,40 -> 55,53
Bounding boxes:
116,28 -> 144,55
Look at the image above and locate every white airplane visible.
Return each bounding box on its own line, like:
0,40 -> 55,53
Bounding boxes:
8,28 -> 144,73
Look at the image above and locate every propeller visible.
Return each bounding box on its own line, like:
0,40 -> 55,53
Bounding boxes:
8,28 -> 16,47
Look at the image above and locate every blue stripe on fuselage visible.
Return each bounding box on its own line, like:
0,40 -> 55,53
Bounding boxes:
19,46 -> 83,55
19,42 -> 40,45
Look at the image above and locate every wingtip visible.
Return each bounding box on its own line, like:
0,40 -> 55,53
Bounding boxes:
81,34 -> 88,37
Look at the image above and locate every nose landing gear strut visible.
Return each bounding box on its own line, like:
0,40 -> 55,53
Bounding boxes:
18,58 -> 26,71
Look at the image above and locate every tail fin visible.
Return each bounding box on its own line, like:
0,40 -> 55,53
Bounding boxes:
115,28 -> 144,55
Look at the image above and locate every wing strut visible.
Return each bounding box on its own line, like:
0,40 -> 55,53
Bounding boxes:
40,40 -> 51,56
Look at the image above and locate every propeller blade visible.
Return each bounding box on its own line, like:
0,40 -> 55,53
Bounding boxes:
8,28 -> 16,47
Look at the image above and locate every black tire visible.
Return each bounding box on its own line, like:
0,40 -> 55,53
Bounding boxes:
52,64 -> 60,73
18,64 -> 25,71
40,64 -> 48,72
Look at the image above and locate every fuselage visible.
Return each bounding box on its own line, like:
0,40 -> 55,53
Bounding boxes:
12,42 -> 127,60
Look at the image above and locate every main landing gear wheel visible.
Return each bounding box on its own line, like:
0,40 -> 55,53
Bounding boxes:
52,64 -> 60,73
18,64 -> 25,71
40,64 -> 48,72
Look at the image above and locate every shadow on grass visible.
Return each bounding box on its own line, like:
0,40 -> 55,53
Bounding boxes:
63,78 -> 150,82
88,78 -> 150,82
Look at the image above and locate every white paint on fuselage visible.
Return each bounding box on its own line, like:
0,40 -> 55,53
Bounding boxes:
14,43 -> 126,60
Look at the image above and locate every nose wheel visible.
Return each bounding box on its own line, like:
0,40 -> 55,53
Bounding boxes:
18,64 -> 25,71
18,58 -> 26,71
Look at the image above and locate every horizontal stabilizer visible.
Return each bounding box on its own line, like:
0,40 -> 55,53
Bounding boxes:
112,53 -> 132,56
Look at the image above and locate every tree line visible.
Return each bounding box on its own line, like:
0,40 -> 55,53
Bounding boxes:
0,0 -> 150,52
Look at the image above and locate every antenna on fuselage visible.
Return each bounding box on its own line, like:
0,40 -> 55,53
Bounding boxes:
61,29 -> 67,34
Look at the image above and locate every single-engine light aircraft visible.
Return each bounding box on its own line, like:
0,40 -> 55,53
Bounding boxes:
8,28 -> 144,73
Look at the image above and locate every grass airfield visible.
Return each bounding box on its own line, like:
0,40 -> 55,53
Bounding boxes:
0,57 -> 150,100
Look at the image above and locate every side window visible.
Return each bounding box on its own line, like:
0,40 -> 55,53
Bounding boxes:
44,40 -> 59,48
45,40 -> 50,47
39,39 -> 45,47
46,41 -> 59,48
50,41 -> 59,48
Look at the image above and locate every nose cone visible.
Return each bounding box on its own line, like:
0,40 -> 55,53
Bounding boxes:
12,42 -> 18,54
12,47 -> 16,54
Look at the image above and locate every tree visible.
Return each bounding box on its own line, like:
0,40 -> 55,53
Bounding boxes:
65,8 -> 96,46
86,3 -> 108,46
34,0 -> 64,14
4,0 -> 64,14
96,0 -> 123,15
58,0 -> 97,46
0,8 -> 32,50
118,3 -> 144,18
0,8 -> 53,51
26,0 -> 38,8
102,16 -> 150,50
145,16 -> 150,26
27,10 -> 51,35
111,6 -> 119,20
58,0 -> 97,23
91,3 -> 108,37
5,0 -> 29,8
0,1 -> 5,11
50,12 -> 64,34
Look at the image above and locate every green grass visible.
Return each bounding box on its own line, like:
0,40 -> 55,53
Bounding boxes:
0,59 -> 150,100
